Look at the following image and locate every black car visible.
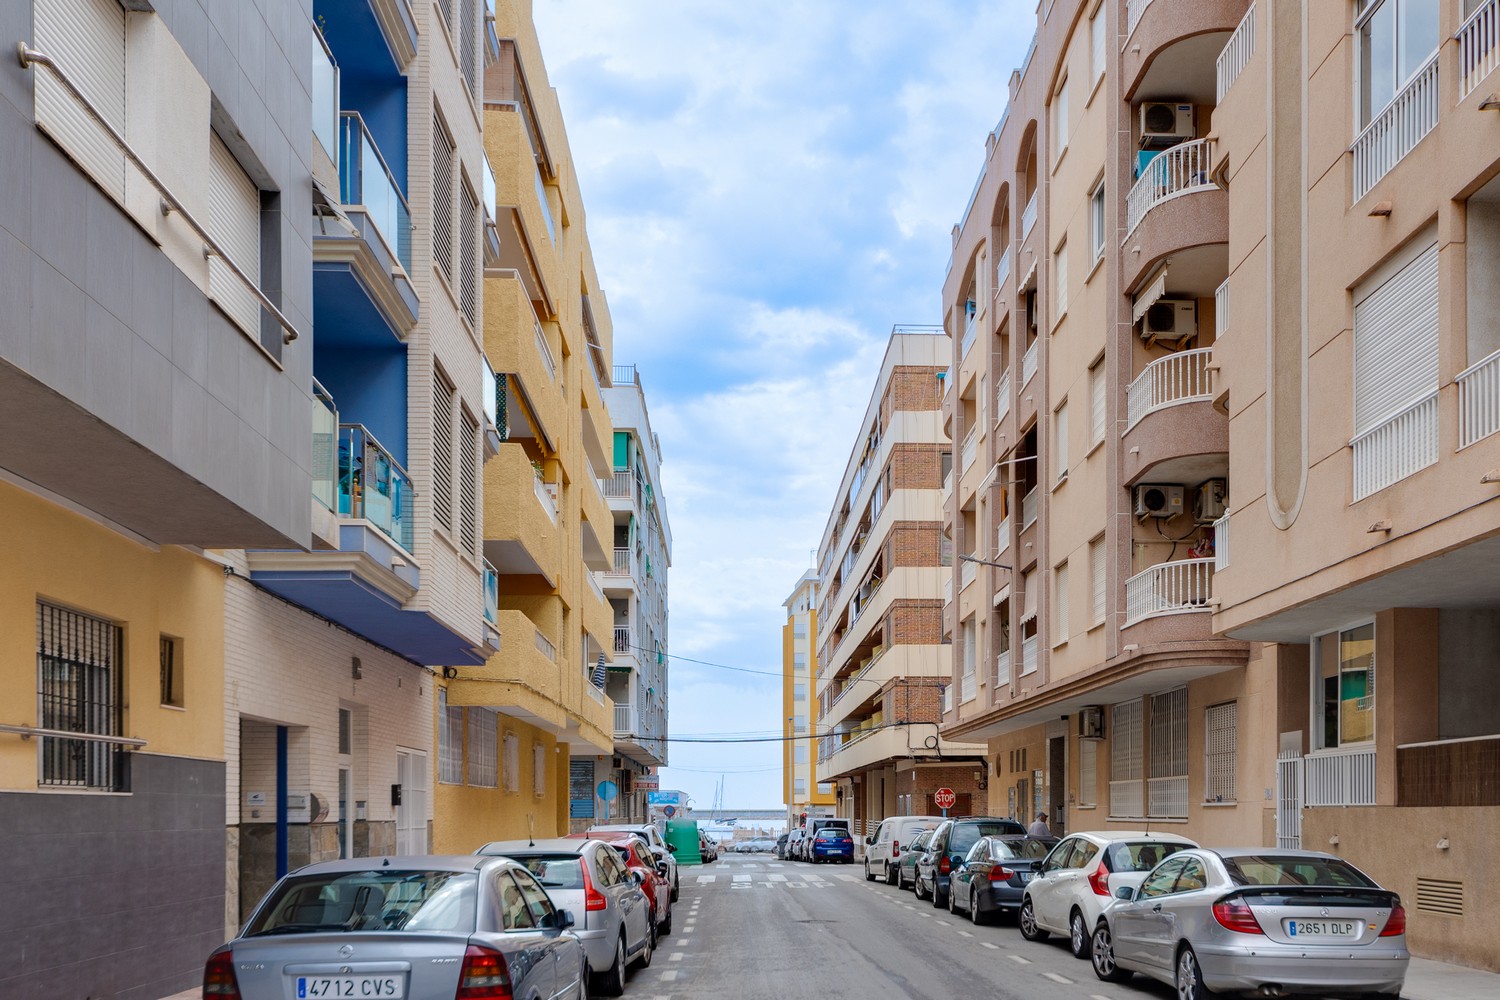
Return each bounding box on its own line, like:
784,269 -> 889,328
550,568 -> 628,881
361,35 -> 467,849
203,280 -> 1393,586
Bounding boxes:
916,816 -> 1026,907
774,833 -> 790,860
948,835 -> 1058,924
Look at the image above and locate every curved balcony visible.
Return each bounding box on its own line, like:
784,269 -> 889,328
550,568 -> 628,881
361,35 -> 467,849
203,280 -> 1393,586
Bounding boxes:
1121,351 -> 1225,487
1123,0 -> 1251,101
1123,559 -> 1216,648
1123,141 -> 1228,298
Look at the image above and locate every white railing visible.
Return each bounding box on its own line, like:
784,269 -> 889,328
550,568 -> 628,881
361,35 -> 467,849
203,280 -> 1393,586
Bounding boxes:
1126,0 -> 1154,38
534,477 -> 558,521
609,546 -> 636,577
1303,747 -> 1377,807
994,648 -> 1011,687
1020,190 -> 1038,240
1147,776 -> 1189,819
943,684 -> 954,714
960,666 -> 975,704
534,629 -> 557,661
1350,391 -> 1438,501
1022,339 -> 1039,386
1020,634 -> 1038,676
961,428 -> 978,471
1216,2 -> 1256,102
961,310 -> 977,359
1276,753 -> 1303,849
996,515 -> 1011,555
1126,138 -> 1215,235
534,322 -> 556,382
995,369 -> 1011,423
1458,348 -> 1500,449
943,575 -> 953,605
1459,0 -> 1500,99
1212,512 -> 1230,572
1215,277 -> 1230,339
1022,485 -> 1040,529
1352,52 -> 1439,201
995,247 -> 1011,293
960,558 -> 977,590
1123,557 -> 1214,625
602,467 -> 637,500
614,703 -> 636,735
613,625 -> 631,655
1126,348 -> 1215,429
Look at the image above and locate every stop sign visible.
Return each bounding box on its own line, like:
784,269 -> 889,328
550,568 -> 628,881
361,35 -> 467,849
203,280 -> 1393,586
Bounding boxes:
933,787 -> 957,810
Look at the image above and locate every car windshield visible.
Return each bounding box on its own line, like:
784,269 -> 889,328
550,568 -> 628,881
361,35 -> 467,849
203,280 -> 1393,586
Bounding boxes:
502,854 -> 585,889
1223,855 -> 1379,888
1106,841 -> 1192,872
246,870 -> 476,936
952,822 -> 1025,855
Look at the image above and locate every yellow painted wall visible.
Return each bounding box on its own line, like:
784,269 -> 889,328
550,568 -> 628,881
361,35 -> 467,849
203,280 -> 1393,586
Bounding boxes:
0,480 -> 225,789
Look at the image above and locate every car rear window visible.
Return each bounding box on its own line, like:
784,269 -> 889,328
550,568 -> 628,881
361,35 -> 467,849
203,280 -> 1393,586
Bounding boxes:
1106,841 -> 1192,873
505,854 -> 585,889
247,870 -> 477,936
951,821 -> 1025,855
1223,855 -> 1378,888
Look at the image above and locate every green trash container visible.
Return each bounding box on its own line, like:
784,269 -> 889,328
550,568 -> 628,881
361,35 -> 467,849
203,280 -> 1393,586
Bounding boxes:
665,818 -> 702,865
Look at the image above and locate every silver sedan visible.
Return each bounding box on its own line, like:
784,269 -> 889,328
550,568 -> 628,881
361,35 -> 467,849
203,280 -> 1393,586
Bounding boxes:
205,855 -> 585,999
1089,848 -> 1408,999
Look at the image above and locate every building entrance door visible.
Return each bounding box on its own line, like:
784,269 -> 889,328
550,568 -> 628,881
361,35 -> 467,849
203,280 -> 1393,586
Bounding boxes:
395,748 -> 428,854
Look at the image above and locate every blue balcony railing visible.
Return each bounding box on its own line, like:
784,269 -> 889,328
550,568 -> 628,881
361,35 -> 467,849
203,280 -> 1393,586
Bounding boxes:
339,111 -> 413,273
483,559 -> 499,625
338,424 -> 414,551
312,379 -> 339,512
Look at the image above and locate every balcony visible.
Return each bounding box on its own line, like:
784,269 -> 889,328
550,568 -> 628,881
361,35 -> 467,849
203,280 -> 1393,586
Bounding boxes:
1123,0 -> 1249,100
960,308 -> 977,361
1212,512 -> 1230,572
960,557 -> 977,591
1126,348 -> 1215,429
1458,348 -> 1500,449
602,467 -> 641,505
1303,747 -> 1377,807
613,625 -> 633,657
1021,486 -> 1040,529
1350,392 -> 1438,501
482,559 -> 500,651
482,109 -> 559,310
1351,53 -> 1439,202
580,467 -> 614,572
1020,634 -> 1038,677
1215,3 -> 1257,101
614,702 -> 638,737
1122,349 -> 1226,486
484,444 -> 560,587
995,248 -> 1012,298
609,547 -> 640,580
1398,734 -> 1500,806
484,274 -> 561,450
534,473 -> 558,522
1124,557 -> 1214,626
1126,139 -> 1216,237
448,609 -> 578,730
996,515 -> 1011,555
1022,340 -> 1038,387
1460,0 -> 1500,100
994,648 -> 1011,687
1020,190 -> 1038,241
995,369 -> 1011,425
960,428 -> 978,472
337,424 -> 414,552
340,112 -> 411,274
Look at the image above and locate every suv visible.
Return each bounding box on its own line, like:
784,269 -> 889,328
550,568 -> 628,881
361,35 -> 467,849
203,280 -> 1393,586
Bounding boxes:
864,816 -> 943,884
916,817 -> 1026,907
1020,830 -> 1198,958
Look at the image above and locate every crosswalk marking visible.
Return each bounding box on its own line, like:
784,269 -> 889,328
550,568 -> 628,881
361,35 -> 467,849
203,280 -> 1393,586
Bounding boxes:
695,875 -> 716,884
766,873 -> 787,882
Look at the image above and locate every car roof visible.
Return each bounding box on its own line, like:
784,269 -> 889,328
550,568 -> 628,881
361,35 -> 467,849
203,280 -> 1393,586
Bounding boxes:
288,855 -> 494,875
1064,830 -> 1199,845
476,838 -> 603,855
1200,847 -> 1344,861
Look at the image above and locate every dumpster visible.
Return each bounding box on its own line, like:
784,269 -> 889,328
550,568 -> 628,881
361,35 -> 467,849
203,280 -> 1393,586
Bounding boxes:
665,817 -> 703,865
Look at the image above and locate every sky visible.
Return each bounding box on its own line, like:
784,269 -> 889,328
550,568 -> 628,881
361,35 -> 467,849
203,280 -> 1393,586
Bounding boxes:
532,1 -> 1035,811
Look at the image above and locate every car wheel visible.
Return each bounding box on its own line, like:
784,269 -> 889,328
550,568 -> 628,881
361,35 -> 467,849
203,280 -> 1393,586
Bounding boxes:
671,875 -> 679,902
886,863 -> 899,887
864,859 -> 875,881
970,893 -> 986,925
931,880 -> 947,909
633,921 -> 654,970
1091,923 -> 1132,983
592,935 -> 626,997
660,908 -> 672,936
1176,945 -> 1218,1000
948,883 -> 960,914
1018,897 -> 1050,941
914,873 -> 929,900
575,957 -> 590,1000
1069,909 -> 1092,959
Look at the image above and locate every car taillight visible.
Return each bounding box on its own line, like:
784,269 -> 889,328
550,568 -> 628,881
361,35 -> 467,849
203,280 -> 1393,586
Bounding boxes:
988,867 -> 1015,883
1088,854 -> 1112,896
456,944 -> 513,999
938,855 -> 951,875
815,838 -> 828,845
580,859 -> 607,912
892,840 -> 899,854
1212,897 -> 1265,935
202,948 -> 241,998
1380,904 -> 1407,937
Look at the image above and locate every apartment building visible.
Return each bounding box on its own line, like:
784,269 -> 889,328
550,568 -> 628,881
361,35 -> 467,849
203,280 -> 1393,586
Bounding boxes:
941,0 -> 1500,970
0,0 -> 316,993
441,0 -> 620,846
599,364 -> 672,822
784,569 -> 835,826
814,329 -> 988,832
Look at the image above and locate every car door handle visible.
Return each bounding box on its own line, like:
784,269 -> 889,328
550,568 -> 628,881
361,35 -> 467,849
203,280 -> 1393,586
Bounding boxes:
1152,904 -> 1162,912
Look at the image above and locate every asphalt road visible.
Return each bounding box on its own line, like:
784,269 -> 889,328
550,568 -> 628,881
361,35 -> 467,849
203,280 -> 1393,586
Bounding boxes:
623,854 -> 1175,1000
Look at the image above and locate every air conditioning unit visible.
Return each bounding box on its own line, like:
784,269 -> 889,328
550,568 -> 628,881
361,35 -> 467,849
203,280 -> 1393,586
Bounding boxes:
1194,479 -> 1228,524
1141,299 -> 1197,342
1078,706 -> 1105,741
1139,102 -> 1194,146
1135,483 -> 1185,519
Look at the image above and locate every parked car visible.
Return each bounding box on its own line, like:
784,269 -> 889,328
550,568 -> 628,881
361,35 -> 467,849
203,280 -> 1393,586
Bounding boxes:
477,838 -> 652,995
699,831 -> 718,862
775,833 -> 790,859
1020,830 -> 1198,958
808,825 -> 855,863
947,835 -> 1057,924
785,829 -> 806,860
203,855 -> 586,1000
1088,848 -> 1409,999
588,823 -> 680,901
864,815 -> 942,884
916,817 -> 1027,907
894,828 -> 936,891
596,833 -> 673,937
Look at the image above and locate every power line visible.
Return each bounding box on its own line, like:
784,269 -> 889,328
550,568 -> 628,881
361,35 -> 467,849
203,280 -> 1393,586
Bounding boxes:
627,643 -> 784,678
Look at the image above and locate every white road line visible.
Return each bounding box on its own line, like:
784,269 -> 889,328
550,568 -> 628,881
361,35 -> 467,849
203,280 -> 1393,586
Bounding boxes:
1007,954 -> 1032,965
981,942 -> 1000,950
657,970 -> 679,981
1043,972 -> 1073,984
766,873 -> 787,882
732,873 -> 751,882
804,874 -> 827,883
1091,994 -> 1114,1000
833,873 -> 861,882
668,953 -> 684,962
695,876 -> 716,884
787,882 -> 807,888
957,930 -> 973,938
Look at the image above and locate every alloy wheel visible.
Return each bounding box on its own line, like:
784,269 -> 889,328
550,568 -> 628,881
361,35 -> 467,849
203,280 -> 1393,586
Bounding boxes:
1070,910 -> 1092,959
1091,924 -> 1130,982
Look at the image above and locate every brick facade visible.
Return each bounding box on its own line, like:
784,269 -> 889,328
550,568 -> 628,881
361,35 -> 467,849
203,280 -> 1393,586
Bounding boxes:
879,365 -> 945,428
884,598 -> 944,645
885,521 -> 943,569
884,441 -> 946,490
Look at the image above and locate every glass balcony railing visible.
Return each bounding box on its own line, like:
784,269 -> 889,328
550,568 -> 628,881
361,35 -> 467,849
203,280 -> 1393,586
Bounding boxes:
338,424 -> 414,551
482,355 -> 499,430
534,164 -> 556,243
482,149 -> 498,224
313,29 -> 339,165
483,559 -> 499,625
339,112 -> 413,273
312,380 -> 339,512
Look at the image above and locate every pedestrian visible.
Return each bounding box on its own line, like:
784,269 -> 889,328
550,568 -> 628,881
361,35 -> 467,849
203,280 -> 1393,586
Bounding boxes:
1028,811 -> 1051,837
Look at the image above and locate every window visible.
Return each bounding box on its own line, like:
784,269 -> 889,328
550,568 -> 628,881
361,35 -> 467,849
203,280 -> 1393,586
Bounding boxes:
1089,535 -> 1106,625
1053,561 -> 1069,646
37,602 -> 123,790
432,114 -> 456,283
338,708 -> 352,755
1356,0 -> 1439,128
793,651 -> 807,669
1088,357 -> 1107,446
433,369 -> 455,531
1089,181 -> 1106,263
793,623 -> 807,638
1109,700 -> 1143,816
1148,688 -> 1188,818
1315,623 -> 1376,748
459,407 -> 478,553
207,134 -> 263,340
460,179 -> 479,327
1205,701 -> 1237,803
533,742 -> 547,797
793,682 -> 807,702
793,778 -> 807,795
34,0 -> 126,199
502,731 -> 520,792
159,635 -> 183,707
794,745 -> 809,764
460,0 -> 479,97
467,708 -> 498,787
1054,240 -> 1069,318
438,689 -> 464,784
793,714 -> 807,733
1053,398 -> 1069,483
1078,737 -> 1097,807
961,617 -> 977,701
1053,75 -> 1070,154
1090,3 -> 1107,85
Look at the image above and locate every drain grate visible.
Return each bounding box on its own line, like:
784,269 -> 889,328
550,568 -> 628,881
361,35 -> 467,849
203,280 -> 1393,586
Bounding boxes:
1415,877 -> 1464,916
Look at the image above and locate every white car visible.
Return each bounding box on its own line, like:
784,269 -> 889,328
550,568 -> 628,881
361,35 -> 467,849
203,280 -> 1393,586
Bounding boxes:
863,816 -> 942,884
588,824 -> 680,901
1020,830 -> 1198,959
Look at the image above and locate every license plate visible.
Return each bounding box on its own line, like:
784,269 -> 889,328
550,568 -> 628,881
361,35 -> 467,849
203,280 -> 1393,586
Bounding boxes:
297,976 -> 404,998
1019,872 -> 1033,882
1286,919 -> 1358,938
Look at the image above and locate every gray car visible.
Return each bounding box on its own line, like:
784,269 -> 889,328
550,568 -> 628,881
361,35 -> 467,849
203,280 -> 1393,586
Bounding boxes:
1090,848 -> 1409,999
478,837 -> 654,996
204,855 -> 585,1000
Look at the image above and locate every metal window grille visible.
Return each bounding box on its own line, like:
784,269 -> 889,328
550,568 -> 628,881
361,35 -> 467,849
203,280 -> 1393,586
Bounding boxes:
432,115 -> 455,282
437,0 -> 457,33
467,708 -> 497,787
1109,700 -> 1142,816
502,731 -> 520,792
159,634 -> 182,707
1205,701 -> 1237,803
1078,736 -> 1098,807
37,602 -> 124,790
460,179 -> 478,327
438,689 -> 464,784
533,742 -> 547,797
459,408 -> 478,552
433,369 -> 455,531
1149,688 -> 1189,817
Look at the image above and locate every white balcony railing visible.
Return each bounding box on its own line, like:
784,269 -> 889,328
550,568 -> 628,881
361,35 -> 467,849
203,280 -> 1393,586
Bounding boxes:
602,467 -> 637,500
1352,52 -> 1439,201
961,310 -> 977,360
995,369 -> 1012,423
614,703 -> 637,735
534,629 -> 557,661
1216,2 -> 1256,102
995,246 -> 1012,293
960,428 -> 978,471
609,546 -> 636,577
1020,190 -> 1038,240
1303,747 -> 1377,807
1126,0 -> 1154,38
1212,512 -> 1230,572
960,558 -> 977,590
943,575 -> 953,606
1126,138 -> 1215,235
1020,634 -> 1038,676
613,625 -> 631,655
943,683 -> 954,714
1123,557 -> 1214,625
1125,347 -> 1215,429
1022,485 -> 1040,529
996,515 -> 1011,555
960,666 -> 975,704
1459,0 -> 1500,99
1022,339 -> 1039,387
1215,277 -> 1230,339
1350,391 -> 1438,501
533,475 -> 558,522
585,682 -> 604,705
1458,348 -> 1500,449
994,648 -> 1011,687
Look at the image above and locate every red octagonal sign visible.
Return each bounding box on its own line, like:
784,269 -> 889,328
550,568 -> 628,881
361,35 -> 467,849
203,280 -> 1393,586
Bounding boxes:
933,787 -> 956,810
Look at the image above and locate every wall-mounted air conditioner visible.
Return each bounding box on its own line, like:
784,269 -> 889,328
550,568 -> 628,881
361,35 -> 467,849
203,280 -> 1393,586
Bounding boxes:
1194,479 -> 1228,524
1139,102 -> 1194,147
1141,299 -> 1197,342
1078,706 -> 1105,740
1134,483 -> 1185,519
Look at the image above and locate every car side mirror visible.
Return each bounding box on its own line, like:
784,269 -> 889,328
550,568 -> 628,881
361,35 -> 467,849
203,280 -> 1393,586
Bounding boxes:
667,844 -> 678,853
1115,885 -> 1135,900
656,863 -> 669,877
544,909 -> 576,929
865,836 -> 874,845
631,870 -> 647,885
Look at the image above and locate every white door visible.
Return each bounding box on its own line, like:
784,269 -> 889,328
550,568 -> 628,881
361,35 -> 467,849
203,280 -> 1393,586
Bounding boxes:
396,748 -> 428,854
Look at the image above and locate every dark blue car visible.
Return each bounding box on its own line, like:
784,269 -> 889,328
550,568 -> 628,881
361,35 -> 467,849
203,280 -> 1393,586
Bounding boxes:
809,827 -> 854,863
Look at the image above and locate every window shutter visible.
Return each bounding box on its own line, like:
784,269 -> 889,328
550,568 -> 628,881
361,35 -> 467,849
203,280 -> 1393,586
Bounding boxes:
460,180 -> 479,326
460,0 -> 479,97
1090,360 -> 1107,445
432,116 -> 455,282
1053,400 -> 1069,481
1090,536 -> 1106,624
1110,700 -> 1143,816
1021,569 -> 1037,620
459,408 -> 478,552
1055,241 -> 1069,318
1078,737 -> 1097,807
208,135 -> 262,337
34,0 -> 126,200
433,370 -> 455,531
1353,241 -> 1438,433
1054,562 -> 1069,644
1091,7 -> 1107,83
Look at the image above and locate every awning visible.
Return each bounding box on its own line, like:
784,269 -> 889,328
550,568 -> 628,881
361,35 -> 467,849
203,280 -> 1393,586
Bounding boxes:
1131,266 -> 1169,324
992,582 -> 1012,609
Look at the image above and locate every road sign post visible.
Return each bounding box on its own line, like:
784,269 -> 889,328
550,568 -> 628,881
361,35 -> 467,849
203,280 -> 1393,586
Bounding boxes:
934,786 -> 956,817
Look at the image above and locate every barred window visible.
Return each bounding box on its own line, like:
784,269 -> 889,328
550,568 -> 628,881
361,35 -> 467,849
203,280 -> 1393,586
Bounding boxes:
338,707 -> 352,756
502,731 -> 520,792
433,368 -> 455,531
1078,736 -> 1098,808
438,688 -> 464,784
1205,701 -> 1238,803
459,407 -> 478,553
1149,688 -> 1189,818
533,742 -> 547,797
38,602 -> 123,790
432,114 -> 455,283
1109,700 -> 1142,816
467,708 -> 497,787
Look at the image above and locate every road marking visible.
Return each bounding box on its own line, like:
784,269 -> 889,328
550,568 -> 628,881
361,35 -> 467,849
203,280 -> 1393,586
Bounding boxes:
787,882 -> 807,888
804,874 -> 826,883
1043,972 -> 1073,984
767,873 -> 787,882
957,930 -> 973,938
902,904 -> 916,910
981,942 -> 1000,950
732,873 -> 751,882
669,953 -> 684,962
658,970 -> 679,981
1007,954 -> 1032,965
1091,994 -> 1114,1000
833,873 -> 861,882
695,876 -> 716,884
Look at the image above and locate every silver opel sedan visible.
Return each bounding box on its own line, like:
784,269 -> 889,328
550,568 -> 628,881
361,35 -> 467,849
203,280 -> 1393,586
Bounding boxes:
204,855 -> 585,1000
1089,848 -> 1409,999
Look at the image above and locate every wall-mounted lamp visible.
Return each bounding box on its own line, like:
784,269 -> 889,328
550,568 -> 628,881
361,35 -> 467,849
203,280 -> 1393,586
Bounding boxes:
442,666 -> 460,679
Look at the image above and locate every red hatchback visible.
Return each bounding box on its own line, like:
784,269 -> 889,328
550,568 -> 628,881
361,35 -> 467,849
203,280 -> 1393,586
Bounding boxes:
597,835 -> 673,936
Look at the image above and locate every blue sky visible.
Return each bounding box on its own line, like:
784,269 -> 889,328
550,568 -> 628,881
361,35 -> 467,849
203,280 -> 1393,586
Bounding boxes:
533,0 -> 1034,812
